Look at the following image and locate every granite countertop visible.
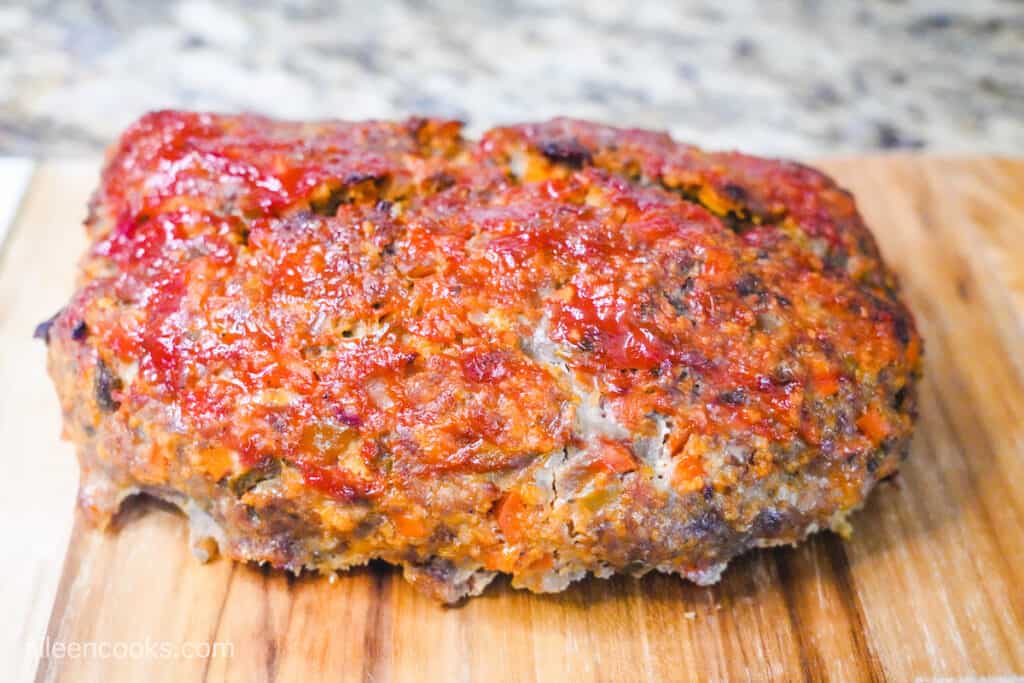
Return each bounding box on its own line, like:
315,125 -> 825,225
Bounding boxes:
1,0 -> 1021,158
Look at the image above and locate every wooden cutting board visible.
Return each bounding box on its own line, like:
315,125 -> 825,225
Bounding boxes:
2,157 -> 1021,682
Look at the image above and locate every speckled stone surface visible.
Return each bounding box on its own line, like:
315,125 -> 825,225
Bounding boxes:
1,0 -> 1021,157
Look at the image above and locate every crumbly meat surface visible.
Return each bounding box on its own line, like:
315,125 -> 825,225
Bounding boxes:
42,112 -> 921,602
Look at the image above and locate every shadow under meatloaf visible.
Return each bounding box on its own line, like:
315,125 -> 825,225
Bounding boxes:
41,112 -> 921,603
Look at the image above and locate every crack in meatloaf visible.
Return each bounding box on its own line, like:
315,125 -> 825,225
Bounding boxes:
40,112 -> 921,603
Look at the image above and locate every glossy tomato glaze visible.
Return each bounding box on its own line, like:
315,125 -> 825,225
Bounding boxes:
65,112 -> 920,517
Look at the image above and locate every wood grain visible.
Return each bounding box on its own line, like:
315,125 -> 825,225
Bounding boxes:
0,161 -> 81,683
5,157 -> 1021,682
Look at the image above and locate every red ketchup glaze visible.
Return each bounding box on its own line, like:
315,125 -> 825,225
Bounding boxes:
77,112 -> 918,501
462,350 -> 511,383
548,283 -> 674,371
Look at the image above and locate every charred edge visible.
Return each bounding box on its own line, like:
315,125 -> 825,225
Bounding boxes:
656,181 -> 783,234
422,172 -> 456,194
538,139 -> 593,169
227,458 -> 282,497
735,273 -> 764,298
309,173 -> 387,217
689,189 -> 756,233
892,313 -> 911,346
33,310 -> 62,344
722,182 -> 748,203
750,508 -> 785,537
94,359 -> 123,412
717,388 -> 747,406
663,276 -> 696,317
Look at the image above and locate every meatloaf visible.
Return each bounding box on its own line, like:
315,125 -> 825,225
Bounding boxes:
39,112 -> 921,602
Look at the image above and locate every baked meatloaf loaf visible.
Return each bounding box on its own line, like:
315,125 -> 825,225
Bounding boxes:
40,111 -> 921,602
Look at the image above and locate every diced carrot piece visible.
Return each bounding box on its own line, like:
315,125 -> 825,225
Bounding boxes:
593,439 -> 637,474
481,547 -> 516,573
857,406 -> 890,443
496,491 -> 525,542
529,554 -> 554,572
391,512 -> 429,538
672,457 -> 704,493
809,356 -> 841,396
672,434 -> 706,493
197,446 -> 235,481
814,373 -> 840,397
